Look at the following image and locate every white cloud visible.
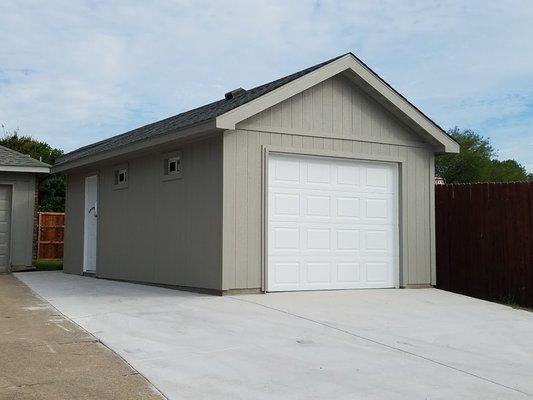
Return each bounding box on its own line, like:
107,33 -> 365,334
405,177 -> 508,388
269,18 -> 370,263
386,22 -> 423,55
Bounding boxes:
1,0 -> 532,170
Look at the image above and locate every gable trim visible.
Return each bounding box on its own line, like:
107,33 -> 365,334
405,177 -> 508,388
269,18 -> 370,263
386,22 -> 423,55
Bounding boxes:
216,54 -> 459,153
237,126 -> 430,149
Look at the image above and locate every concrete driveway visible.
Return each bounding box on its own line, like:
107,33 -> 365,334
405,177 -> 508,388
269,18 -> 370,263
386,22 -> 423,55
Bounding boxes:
16,271 -> 533,400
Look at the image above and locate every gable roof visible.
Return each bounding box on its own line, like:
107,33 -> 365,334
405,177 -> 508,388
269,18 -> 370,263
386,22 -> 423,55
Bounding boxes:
0,145 -> 50,173
56,54 -> 345,166
55,53 -> 459,170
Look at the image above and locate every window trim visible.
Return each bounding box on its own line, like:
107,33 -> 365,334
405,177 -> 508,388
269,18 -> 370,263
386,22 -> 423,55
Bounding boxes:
113,163 -> 129,190
162,150 -> 183,181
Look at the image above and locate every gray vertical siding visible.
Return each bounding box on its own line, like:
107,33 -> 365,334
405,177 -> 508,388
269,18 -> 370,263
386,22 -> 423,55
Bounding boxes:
94,135 -> 223,289
0,172 -> 37,270
223,74 -> 435,289
63,172 -> 85,274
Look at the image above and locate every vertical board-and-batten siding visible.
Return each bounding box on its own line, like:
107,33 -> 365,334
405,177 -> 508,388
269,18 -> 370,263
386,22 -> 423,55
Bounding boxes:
63,173 -> 84,274
223,73 -> 434,290
63,136 -> 223,290
0,172 -> 37,269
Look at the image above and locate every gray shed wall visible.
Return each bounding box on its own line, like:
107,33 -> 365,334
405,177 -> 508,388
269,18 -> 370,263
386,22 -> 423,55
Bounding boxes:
0,172 -> 37,270
63,173 -> 85,274
63,136 -> 223,290
222,74 -> 436,290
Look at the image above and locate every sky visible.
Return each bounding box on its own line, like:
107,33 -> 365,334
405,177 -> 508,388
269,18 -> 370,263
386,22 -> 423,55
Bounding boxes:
1,1 -> 532,171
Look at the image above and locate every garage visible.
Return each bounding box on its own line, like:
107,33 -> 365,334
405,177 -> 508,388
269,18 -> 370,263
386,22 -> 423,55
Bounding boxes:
56,53 -> 460,293
267,153 -> 398,291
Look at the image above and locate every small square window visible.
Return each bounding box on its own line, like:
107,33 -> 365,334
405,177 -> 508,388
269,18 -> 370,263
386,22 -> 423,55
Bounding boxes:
113,165 -> 128,189
118,169 -> 127,183
168,157 -> 180,174
162,151 -> 183,180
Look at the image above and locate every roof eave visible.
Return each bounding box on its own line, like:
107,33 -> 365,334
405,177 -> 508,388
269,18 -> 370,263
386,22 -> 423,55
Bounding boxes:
0,165 -> 50,174
52,119 -> 219,173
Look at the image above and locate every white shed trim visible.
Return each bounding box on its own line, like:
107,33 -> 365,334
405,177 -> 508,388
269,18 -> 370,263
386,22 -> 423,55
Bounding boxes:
216,54 -> 459,154
0,165 -> 50,174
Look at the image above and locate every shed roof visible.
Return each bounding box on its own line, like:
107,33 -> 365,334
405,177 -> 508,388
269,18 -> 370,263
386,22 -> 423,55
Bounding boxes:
0,145 -> 51,173
56,55 -> 344,166
56,52 -> 459,169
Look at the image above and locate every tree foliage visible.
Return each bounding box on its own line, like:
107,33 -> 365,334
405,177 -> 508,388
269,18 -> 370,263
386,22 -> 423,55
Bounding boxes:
0,128 -> 63,165
436,127 -> 530,183
0,128 -> 65,212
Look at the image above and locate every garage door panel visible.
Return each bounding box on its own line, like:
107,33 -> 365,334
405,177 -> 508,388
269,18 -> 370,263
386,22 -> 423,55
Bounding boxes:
271,158 -> 300,183
271,192 -> 300,217
268,153 -> 398,292
336,262 -> 361,283
305,228 -> 331,251
304,194 -> 331,217
305,161 -> 331,184
305,261 -> 331,284
335,164 -> 360,187
363,164 -> 394,193
270,226 -> 300,252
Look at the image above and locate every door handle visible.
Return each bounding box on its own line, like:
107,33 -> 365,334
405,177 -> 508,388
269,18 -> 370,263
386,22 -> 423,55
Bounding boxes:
88,204 -> 98,217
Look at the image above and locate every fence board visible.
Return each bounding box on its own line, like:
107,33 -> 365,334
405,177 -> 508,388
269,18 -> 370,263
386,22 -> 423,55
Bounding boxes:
37,212 -> 65,259
436,182 -> 533,308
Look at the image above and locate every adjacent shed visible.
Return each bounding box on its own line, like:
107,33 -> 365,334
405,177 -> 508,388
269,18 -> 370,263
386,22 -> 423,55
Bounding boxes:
0,145 -> 50,272
54,53 -> 459,294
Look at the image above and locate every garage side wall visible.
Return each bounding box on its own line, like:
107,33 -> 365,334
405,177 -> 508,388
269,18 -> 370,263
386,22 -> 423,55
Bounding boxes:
0,172 -> 36,270
63,173 -> 85,274
97,136 -> 223,290
222,74 -> 436,290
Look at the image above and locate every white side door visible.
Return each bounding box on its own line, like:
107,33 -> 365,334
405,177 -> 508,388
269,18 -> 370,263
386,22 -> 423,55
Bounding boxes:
267,153 -> 398,292
83,175 -> 98,272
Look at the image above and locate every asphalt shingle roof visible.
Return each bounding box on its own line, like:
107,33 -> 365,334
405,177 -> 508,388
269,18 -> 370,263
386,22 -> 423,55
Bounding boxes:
0,145 -> 51,169
56,54 -> 346,166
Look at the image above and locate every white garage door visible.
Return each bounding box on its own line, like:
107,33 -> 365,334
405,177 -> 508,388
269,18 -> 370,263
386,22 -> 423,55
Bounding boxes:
267,153 -> 398,292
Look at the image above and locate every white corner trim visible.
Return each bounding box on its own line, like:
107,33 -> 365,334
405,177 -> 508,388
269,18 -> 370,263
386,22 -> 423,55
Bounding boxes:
216,54 -> 460,154
0,165 -> 50,174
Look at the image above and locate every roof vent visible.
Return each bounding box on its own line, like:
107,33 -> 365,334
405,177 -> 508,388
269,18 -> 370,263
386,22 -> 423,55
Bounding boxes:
225,88 -> 246,100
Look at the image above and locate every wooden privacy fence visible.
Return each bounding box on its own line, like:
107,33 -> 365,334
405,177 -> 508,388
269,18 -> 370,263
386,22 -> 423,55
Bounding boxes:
436,182 -> 533,308
37,212 -> 65,259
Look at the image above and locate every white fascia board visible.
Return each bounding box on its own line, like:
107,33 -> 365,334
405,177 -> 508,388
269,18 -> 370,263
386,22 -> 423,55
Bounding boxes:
0,165 -> 50,173
216,54 -> 460,154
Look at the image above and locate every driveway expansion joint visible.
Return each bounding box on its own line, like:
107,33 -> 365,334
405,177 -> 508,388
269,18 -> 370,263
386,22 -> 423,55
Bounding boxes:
229,296 -> 532,397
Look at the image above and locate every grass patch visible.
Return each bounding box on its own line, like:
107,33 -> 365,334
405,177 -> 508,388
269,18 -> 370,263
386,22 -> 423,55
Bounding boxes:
33,259 -> 63,271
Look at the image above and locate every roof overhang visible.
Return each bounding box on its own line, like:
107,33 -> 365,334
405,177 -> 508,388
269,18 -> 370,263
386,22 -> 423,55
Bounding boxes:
216,54 -> 460,154
52,120 -> 219,173
0,165 -> 50,174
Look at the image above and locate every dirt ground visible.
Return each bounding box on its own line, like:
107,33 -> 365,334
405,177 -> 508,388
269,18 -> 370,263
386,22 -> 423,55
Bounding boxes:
0,274 -> 164,400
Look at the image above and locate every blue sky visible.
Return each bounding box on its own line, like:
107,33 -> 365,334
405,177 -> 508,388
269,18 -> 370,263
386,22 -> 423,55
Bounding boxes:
1,1 -> 532,171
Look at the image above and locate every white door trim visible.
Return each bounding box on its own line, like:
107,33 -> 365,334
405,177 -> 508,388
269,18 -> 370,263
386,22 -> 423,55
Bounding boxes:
262,146 -> 403,292
83,174 -> 98,273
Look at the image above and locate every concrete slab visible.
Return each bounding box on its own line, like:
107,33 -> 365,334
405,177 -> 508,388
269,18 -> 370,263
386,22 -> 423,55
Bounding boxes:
0,274 -> 163,400
15,271 -> 533,400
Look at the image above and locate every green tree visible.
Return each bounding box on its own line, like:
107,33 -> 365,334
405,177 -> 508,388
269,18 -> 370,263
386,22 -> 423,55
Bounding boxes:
436,127 -> 530,183
0,127 -> 63,164
0,128 -> 65,211
490,159 -> 528,182
37,174 -> 66,212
